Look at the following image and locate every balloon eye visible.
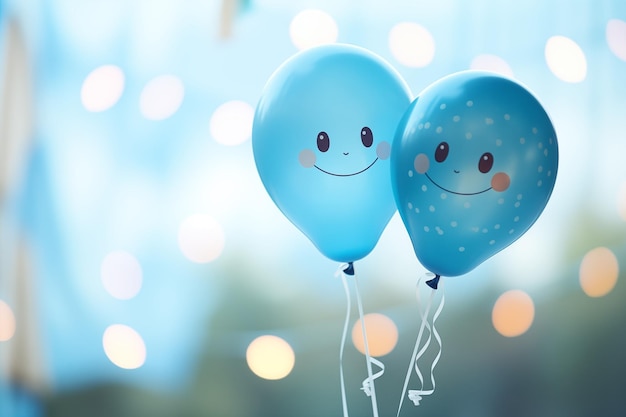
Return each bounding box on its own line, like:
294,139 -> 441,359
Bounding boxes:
434,142 -> 449,163
317,131 -> 330,152
361,127 -> 373,148
479,152 -> 494,173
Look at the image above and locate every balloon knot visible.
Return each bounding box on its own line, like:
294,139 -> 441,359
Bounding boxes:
361,379 -> 373,397
408,390 -> 424,406
343,262 -> 355,276
426,274 -> 440,289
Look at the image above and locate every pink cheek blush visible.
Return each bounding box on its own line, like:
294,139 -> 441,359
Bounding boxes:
491,172 -> 510,192
414,153 -> 430,174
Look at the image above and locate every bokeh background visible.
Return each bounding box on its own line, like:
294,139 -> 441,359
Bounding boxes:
1,0 -> 625,416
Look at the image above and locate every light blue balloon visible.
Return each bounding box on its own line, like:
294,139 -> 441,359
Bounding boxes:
253,44 -> 412,262
391,71 -> 558,277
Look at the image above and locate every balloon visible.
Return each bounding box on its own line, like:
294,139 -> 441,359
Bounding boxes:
253,44 -> 412,262
391,71 -> 558,277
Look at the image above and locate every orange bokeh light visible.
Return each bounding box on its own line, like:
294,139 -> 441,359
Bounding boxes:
492,290 -> 535,337
0,300 -> 16,342
579,247 -> 619,298
352,313 -> 399,357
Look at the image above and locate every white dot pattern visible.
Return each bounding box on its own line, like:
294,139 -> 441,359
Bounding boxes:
397,74 -> 558,276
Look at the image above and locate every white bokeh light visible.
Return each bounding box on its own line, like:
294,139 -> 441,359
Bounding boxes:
100,251 -> 143,300
102,324 -> 147,369
0,300 -> 16,342
81,65 -> 125,112
209,100 -> 254,146
470,54 -> 514,78
178,214 -> 225,263
606,19 -> 626,61
139,75 -> 185,120
246,335 -> 295,380
545,36 -> 587,83
388,22 -> 435,68
289,9 -> 338,50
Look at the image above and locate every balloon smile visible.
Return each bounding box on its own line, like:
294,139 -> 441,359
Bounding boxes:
425,172 -> 492,196
314,158 -> 379,177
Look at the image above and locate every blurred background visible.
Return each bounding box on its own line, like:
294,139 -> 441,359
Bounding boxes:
1,0 -> 625,416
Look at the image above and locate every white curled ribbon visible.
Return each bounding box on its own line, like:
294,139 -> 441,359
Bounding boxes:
335,264 -> 352,417
361,357 -> 385,396
335,262 -> 381,417
396,274 -> 446,416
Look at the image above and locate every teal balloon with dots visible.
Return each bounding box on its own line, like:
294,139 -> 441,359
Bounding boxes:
391,71 -> 558,279
253,44 -> 412,263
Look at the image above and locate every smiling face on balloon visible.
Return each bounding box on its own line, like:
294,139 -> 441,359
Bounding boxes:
391,71 -> 558,277
253,44 -> 412,262
298,127 -> 392,176
413,141 -> 511,195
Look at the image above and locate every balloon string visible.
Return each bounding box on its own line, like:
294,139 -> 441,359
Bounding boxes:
335,264 -> 352,417
396,274 -> 445,417
353,271 -> 381,417
396,276 -> 434,417
409,279 -> 445,406
361,357 -> 385,397
335,262 -> 381,417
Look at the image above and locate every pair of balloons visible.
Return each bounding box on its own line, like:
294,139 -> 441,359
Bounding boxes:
253,44 -> 558,278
